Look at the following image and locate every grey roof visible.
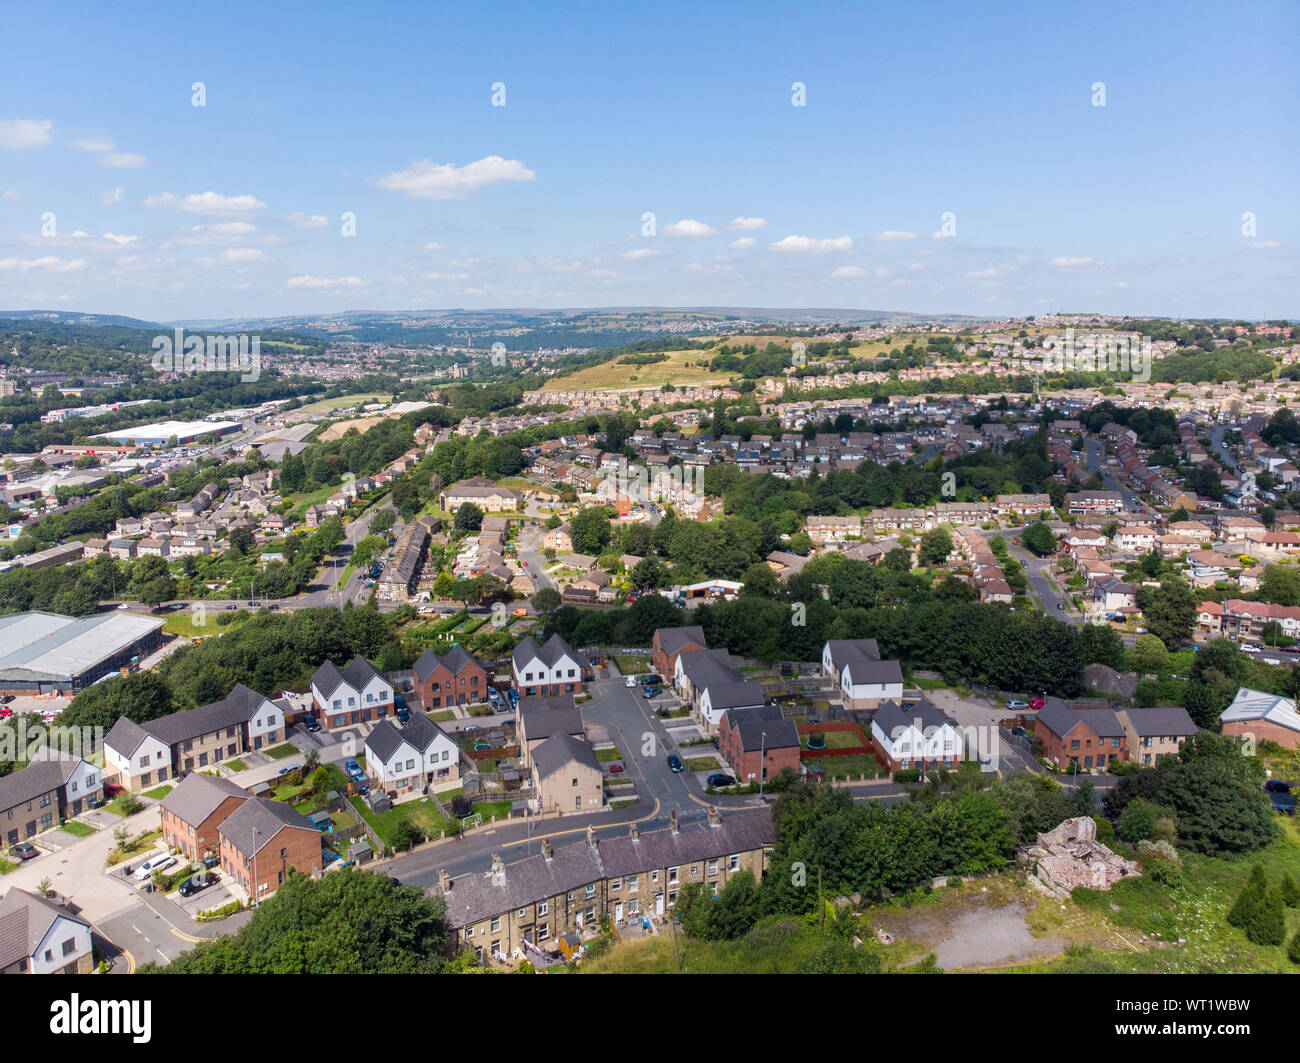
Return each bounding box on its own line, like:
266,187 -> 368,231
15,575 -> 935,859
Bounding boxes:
678,649 -> 741,689
512,633 -> 590,671
218,796 -> 318,857
1036,699 -> 1126,740
517,696 -> 583,742
824,639 -> 881,674
0,888 -> 89,969
1121,706 -> 1198,738
654,625 -> 708,656
312,655 -> 384,699
413,644 -> 480,683
138,683 -> 272,746
0,610 -> 163,684
531,734 -> 601,781
724,704 -> 799,751
842,658 -> 903,686
702,680 -> 766,712
366,719 -> 408,763
872,698 -> 955,737
367,711 -> 451,761
159,772 -> 249,826
439,809 -> 773,928
104,716 -> 151,758
0,755 -> 83,813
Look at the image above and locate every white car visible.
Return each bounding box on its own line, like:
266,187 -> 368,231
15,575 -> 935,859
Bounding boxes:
1241,644 -> 1262,655
625,675 -> 637,688
133,853 -> 177,880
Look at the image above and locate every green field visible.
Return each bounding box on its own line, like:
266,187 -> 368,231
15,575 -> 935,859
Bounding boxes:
296,392 -> 391,414
349,795 -> 452,847
542,347 -> 734,392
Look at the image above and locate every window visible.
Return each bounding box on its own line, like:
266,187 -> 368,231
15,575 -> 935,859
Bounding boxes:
490,916 -> 501,932
610,879 -> 621,891
538,924 -> 549,941
86,773 -> 95,788
138,754 -> 150,767
585,906 -> 596,922
651,870 -> 659,883
279,847 -> 287,858
491,940 -> 500,956
708,860 -> 718,877
518,909 -> 526,918
585,883 -> 595,898
628,899 -> 639,914
668,890 -> 678,906
627,875 -> 638,892
62,938 -> 77,956
539,900 -> 548,915
1070,740 -> 1081,750
575,796 -> 581,810
668,867 -> 679,884
39,793 -> 51,808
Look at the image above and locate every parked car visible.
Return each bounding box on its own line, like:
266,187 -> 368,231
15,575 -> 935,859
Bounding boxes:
1007,699 -> 1028,710
1242,643 -> 1262,654
608,763 -> 625,774
345,758 -> 365,781
1011,727 -> 1031,740
707,773 -> 736,787
1056,601 -> 1065,610
103,781 -> 125,797
0,707 -> 12,719
133,853 -> 177,880
1265,779 -> 1295,793
8,842 -> 38,861
641,674 -> 663,687
396,706 -> 411,724
625,675 -> 637,688
642,687 -> 659,700
178,871 -> 215,897
277,764 -> 301,777
303,715 -> 320,733
666,754 -> 684,773
1029,697 -> 1046,710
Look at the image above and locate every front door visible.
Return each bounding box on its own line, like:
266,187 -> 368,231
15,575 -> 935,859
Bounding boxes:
6,829 -> 16,846
655,893 -> 664,916
24,821 -> 36,838
615,903 -> 623,922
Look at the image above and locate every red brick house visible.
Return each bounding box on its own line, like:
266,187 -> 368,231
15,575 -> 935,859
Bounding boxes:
652,626 -> 709,680
413,645 -> 489,709
219,797 -> 322,902
1033,699 -> 1128,770
717,704 -> 801,786
160,773 -> 250,863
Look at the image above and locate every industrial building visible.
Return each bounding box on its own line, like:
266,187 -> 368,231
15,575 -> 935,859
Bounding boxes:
0,611 -> 166,695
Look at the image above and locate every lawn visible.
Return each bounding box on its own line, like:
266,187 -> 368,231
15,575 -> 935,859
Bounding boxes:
0,858 -> 17,875
105,828 -> 163,867
431,711 -> 456,722
610,798 -> 638,810
803,730 -> 862,750
581,914 -> 832,974
142,784 -> 173,801
226,759 -> 249,772
819,754 -> 884,780
103,793 -> 146,816
296,391 -> 391,415
60,821 -> 96,837
473,800 -> 512,822
688,756 -> 722,772
264,743 -> 299,760
595,747 -> 623,763
349,795 -> 452,848
612,655 -> 651,676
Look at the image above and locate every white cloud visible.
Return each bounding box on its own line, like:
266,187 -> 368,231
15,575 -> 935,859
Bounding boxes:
1253,240 -> 1282,249
729,237 -> 755,249
0,119 -> 53,149
872,230 -> 917,242
620,248 -> 659,260
770,234 -> 853,253
99,187 -> 123,205
209,221 -> 258,235
422,241 -> 443,251
874,267 -> 892,277
72,136 -> 115,152
729,216 -> 766,231
1049,256 -> 1095,267
286,274 -> 365,289
662,219 -> 718,238
286,212 -> 329,228
375,155 -> 535,199
831,265 -> 866,278
145,191 -> 267,215
2,188 -> 23,200
99,152 -> 148,169
586,268 -> 618,279
0,255 -> 88,272
966,267 -> 1001,278
101,233 -> 138,246
909,262 -> 926,271
223,248 -> 266,262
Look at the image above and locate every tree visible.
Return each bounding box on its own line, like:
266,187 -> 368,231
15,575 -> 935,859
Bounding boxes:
569,507 -> 612,556
883,547 -> 912,573
1156,732 -> 1276,857
793,937 -> 882,974
227,525 -> 255,556
62,671 -> 180,733
369,508 -> 396,536
145,869 -> 451,973
1136,578 -> 1196,649
1246,885 -> 1288,946
919,527 -> 954,567
1132,633 -> 1170,674
531,587 -> 561,613
454,503 -> 484,532
631,556 -> 667,590
740,561 -> 779,598
1021,521 -> 1056,557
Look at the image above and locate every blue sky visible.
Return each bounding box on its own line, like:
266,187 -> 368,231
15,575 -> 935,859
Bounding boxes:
0,0 -> 1295,321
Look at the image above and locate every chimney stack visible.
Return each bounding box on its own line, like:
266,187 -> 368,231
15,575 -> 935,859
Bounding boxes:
490,852 -> 505,883
541,838 -> 553,860
629,822 -> 639,841
708,805 -> 720,827
670,809 -> 679,834
438,868 -> 450,891
586,824 -> 597,848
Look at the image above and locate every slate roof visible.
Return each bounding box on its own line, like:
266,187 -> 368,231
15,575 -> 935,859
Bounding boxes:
702,680 -> 766,712
531,734 -> 601,781
0,888 -> 89,970
413,645 -> 481,683
654,625 -> 708,657
159,773 -> 249,826
130,683 -> 273,748
512,634 -> 590,672
104,717 -> 151,759
367,711 -> 452,761
439,809 -> 774,928
824,639 -> 881,675
678,649 -> 741,689
1121,706 -> 1198,738
842,658 -> 903,686
723,704 -> 799,751
218,797 -> 318,857
872,698 -> 956,737
312,655 -> 385,698
517,696 -> 583,742
1036,699 -> 1126,740
0,755 -> 83,813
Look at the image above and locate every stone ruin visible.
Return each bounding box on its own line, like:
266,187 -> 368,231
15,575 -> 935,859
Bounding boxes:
1020,816 -> 1139,895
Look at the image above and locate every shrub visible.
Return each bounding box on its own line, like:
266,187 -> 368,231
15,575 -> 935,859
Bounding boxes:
1289,929 -> 1300,965
1245,886 -> 1288,947
1281,872 -> 1300,908
1227,863 -> 1267,929
893,769 -> 921,783
390,820 -> 426,852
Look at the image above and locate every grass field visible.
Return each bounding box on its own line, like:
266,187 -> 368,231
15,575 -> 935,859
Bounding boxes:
318,415 -> 386,442
0,858 -> 17,875
581,914 -> 832,974
542,347 -> 734,392
349,795 -> 451,847
296,392 -> 391,415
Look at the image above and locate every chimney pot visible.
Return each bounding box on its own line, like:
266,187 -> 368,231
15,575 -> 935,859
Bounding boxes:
708,805 -> 720,827
629,822 -> 639,841
586,824 -> 597,847
438,868 -> 450,891
670,809 -> 679,834
541,838 -> 553,859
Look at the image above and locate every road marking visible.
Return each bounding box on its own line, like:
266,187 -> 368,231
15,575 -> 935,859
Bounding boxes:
122,949 -> 136,974
170,928 -> 203,943
156,949 -> 168,963
131,924 -> 143,936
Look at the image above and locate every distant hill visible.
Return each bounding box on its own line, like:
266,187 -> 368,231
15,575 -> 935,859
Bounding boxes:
0,309 -> 161,329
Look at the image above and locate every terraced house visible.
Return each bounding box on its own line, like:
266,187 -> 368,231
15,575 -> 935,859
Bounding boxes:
0,755 -> 101,846
438,808 -> 772,967
413,645 -> 489,709
364,712 -> 461,794
512,634 -> 591,697
104,683 -> 284,791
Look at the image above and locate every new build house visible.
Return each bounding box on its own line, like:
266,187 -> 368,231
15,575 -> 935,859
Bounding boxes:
311,656 -> 394,730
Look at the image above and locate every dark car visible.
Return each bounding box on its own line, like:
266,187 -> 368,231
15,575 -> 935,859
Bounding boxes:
396,706 -> 411,724
102,781 -> 125,798
1265,779 -> 1295,793
641,674 -> 663,687
1011,726 -> 1031,740
9,842 -> 38,861
667,754 -> 684,773
302,715 -> 320,733
178,871 -> 215,897
642,687 -> 659,700
707,773 -> 735,787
